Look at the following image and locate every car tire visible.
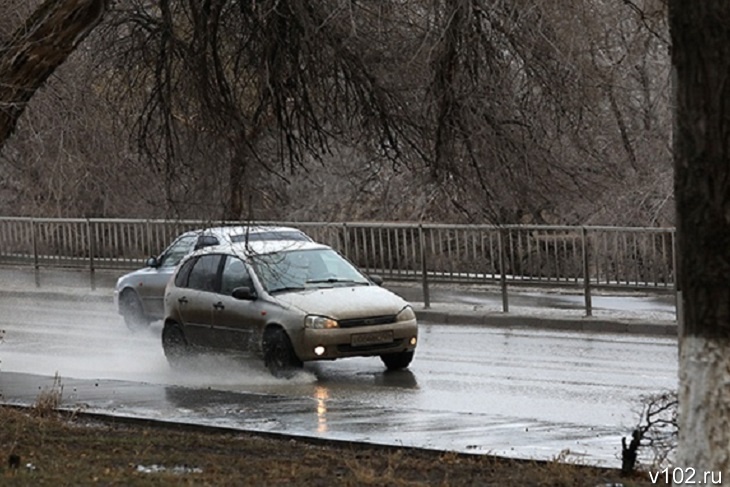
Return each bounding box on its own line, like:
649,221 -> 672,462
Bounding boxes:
120,290 -> 151,332
263,328 -> 302,377
380,351 -> 414,370
162,322 -> 190,369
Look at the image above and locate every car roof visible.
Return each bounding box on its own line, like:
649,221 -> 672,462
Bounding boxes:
207,225 -> 304,234
180,225 -> 311,241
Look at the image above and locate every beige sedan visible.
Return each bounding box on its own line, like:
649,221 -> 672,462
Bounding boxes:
162,240 -> 418,375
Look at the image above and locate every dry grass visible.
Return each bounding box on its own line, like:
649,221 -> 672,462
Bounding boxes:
0,406 -> 660,486
31,372 -> 63,417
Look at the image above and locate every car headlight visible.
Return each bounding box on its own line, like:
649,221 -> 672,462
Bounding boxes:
396,306 -> 416,322
304,315 -> 339,329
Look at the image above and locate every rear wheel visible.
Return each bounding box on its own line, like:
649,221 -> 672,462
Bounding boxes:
263,328 -> 302,377
120,290 -> 150,332
380,351 -> 414,370
162,322 -> 190,369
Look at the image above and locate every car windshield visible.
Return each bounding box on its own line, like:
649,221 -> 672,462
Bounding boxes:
251,248 -> 370,294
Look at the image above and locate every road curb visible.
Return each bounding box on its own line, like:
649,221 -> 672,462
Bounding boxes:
415,308 -> 677,337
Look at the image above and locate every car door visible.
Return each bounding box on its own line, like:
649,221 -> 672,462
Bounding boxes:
138,233 -> 198,319
176,254 -> 224,349
210,255 -> 266,352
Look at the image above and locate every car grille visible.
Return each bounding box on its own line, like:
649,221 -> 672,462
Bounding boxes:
338,314 -> 397,328
337,339 -> 404,353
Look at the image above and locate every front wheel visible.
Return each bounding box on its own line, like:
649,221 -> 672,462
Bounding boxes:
380,351 -> 414,370
162,322 -> 190,369
263,328 -> 302,377
120,290 -> 151,332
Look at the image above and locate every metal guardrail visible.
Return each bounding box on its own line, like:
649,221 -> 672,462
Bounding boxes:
0,217 -> 676,316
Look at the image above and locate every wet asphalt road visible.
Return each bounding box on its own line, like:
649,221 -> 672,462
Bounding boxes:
0,284 -> 677,467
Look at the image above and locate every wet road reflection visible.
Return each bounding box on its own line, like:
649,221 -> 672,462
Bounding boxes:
315,385 -> 328,433
0,292 -> 677,467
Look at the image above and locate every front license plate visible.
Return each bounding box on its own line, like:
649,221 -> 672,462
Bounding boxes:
351,330 -> 394,347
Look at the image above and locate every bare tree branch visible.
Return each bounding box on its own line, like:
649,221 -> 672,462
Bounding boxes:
0,0 -> 108,148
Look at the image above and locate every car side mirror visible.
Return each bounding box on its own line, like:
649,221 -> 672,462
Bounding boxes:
232,286 -> 256,300
146,256 -> 159,268
369,274 -> 384,286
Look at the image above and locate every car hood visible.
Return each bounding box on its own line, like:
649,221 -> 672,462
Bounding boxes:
272,285 -> 409,319
116,267 -> 148,287
116,266 -> 170,286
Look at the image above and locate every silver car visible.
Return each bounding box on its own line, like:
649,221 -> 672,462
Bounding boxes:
114,225 -> 311,330
162,240 -> 418,375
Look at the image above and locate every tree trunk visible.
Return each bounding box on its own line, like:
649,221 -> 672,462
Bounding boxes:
0,0 -> 107,149
228,156 -> 244,222
670,1 -> 730,478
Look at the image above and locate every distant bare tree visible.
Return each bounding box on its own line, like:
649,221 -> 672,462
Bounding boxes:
100,1 -> 423,220
423,0 -> 671,225
1,46 -> 138,217
0,0 -> 674,227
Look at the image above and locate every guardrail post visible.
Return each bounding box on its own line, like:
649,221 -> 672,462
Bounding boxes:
31,218 -> 39,270
582,227 -> 593,317
87,219 -> 95,273
498,228 -> 509,313
419,224 -> 431,309
342,223 -> 349,257
146,220 -> 152,257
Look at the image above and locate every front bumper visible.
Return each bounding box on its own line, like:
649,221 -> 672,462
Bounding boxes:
294,319 -> 418,361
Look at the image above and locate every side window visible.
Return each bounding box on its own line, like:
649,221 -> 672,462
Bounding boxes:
187,255 -> 223,292
174,257 -> 197,288
194,235 -> 220,250
220,256 -> 253,296
159,235 -> 197,268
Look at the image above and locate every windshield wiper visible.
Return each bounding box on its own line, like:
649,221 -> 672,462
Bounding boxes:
306,278 -> 369,286
268,286 -> 307,294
